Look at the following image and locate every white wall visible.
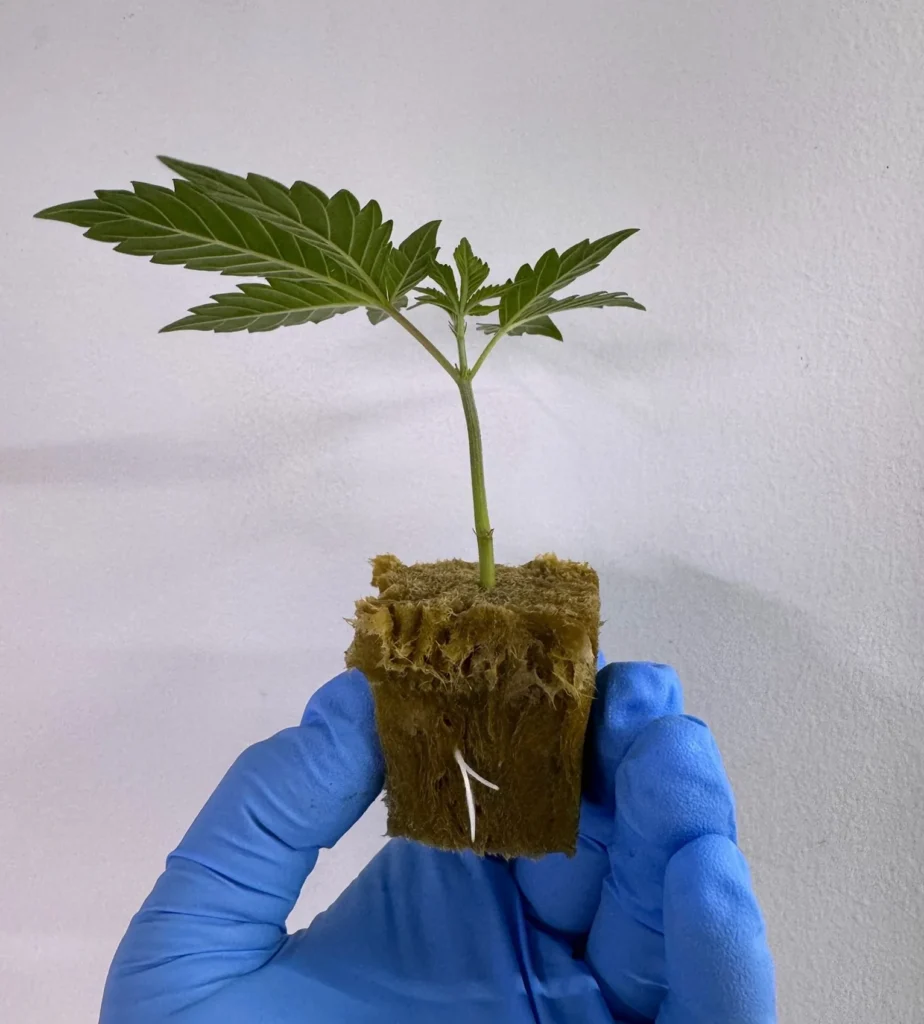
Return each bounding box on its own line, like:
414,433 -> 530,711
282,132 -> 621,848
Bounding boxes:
2,1 -> 922,1021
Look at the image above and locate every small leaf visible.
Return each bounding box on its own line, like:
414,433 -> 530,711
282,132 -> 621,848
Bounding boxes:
408,260 -> 461,317
411,286 -> 456,314
428,262 -> 459,303
470,282 -> 510,303
494,229 -> 642,337
509,315 -> 563,340
478,315 -> 562,340
453,238 -> 489,309
451,238 -> 511,317
384,220 -> 441,299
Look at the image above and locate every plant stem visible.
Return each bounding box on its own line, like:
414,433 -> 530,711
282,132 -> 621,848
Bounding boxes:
387,306 -> 460,381
469,324 -> 508,378
454,316 -> 496,589
389,303 -> 496,590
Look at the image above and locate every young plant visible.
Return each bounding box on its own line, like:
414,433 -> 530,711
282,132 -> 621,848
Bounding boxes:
35,158 -> 643,591
36,158 -> 645,857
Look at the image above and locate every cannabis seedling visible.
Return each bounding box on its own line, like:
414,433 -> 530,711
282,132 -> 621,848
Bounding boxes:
36,159 -> 645,855
35,158 -> 644,592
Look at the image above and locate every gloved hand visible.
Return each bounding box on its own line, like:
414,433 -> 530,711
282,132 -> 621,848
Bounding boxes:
100,662 -> 776,1023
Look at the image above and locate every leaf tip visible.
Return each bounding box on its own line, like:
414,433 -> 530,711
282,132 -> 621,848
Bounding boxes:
159,318 -> 190,334
34,203 -> 66,220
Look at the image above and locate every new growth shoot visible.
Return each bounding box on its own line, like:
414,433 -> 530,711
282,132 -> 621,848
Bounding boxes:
35,157 -> 644,590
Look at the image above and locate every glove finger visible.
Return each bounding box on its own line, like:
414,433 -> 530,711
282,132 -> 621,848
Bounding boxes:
514,662 -> 682,937
585,715 -> 737,1021
583,662 -> 685,824
657,835 -> 776,1024
102,669 -> 384,1017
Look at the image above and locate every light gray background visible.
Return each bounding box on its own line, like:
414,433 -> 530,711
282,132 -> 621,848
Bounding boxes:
2,1 -> 922,1021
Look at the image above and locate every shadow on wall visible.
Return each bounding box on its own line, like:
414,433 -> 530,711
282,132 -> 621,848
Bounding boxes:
0,434 -> 263,485
596,558 -> 923,1020
0,392 -> 450,487
486,319 -> 729,388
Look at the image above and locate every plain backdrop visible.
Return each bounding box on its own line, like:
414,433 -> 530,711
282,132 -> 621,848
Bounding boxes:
2,1 -> 923,1022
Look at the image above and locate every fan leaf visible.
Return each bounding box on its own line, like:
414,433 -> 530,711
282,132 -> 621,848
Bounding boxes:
159,156 -> 439,309
37,158 -> 445,324
36,180 -> 383,304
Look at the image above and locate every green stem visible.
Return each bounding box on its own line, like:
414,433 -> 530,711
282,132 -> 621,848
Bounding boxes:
388,303 -> 496,590
454,316 -> 495,589
468,324 -> 508,378
387,306 -> 460,381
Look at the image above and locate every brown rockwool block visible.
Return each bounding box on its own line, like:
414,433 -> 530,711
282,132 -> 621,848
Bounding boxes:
346,553 -> 600,858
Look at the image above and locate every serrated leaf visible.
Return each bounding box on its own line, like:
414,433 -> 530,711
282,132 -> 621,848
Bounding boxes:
409,244 -> 505,321
470,282 -> 510,303
428,262 -> 459,303
157,156 -> 273,203
35,179 -> 387,306
475,316 -> 562,339
508,315 -> 563,340
477,293 -> 641,343
160,279 -> 361,333
407,261 -> 460,318
477,315 -> 565,339
159,157 -> 439,305
410,286 -> 456,314
540,290 -> 646,314
453,238 -> 489,308
495,229 -> 642,335
450,238 -> 511,318
383,220 -> 441,300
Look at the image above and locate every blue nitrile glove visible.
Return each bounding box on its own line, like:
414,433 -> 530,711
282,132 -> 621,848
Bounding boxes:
100,662 -> 776,1023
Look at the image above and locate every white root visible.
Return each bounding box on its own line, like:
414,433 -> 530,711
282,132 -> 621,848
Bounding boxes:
454,749 -> 500,844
